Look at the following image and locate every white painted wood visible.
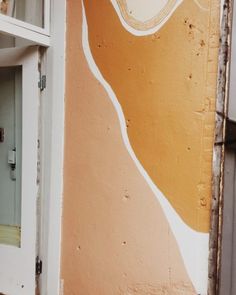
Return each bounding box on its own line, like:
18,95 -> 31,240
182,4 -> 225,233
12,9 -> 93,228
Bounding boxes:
0,46 -> 39,295
0,12 -> 48,34
0,18 -> 50,46
44,0 -> 51,35
38,0 -> 66,294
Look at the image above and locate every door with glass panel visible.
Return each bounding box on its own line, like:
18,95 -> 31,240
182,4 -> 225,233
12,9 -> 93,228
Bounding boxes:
0,46 -> 39,295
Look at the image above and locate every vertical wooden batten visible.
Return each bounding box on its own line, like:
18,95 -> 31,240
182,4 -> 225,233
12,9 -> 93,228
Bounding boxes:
208,0 -> 233,294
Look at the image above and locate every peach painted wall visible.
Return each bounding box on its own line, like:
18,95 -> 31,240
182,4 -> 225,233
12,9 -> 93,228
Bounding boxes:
61,1 -> 220,294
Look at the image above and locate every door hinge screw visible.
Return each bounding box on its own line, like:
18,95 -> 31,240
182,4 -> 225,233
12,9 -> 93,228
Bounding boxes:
36,256 -> 43,275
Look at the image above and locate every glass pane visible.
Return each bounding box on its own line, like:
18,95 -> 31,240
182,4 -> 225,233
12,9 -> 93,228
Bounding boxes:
0,0 -> 44,28
0,66 -> 22,247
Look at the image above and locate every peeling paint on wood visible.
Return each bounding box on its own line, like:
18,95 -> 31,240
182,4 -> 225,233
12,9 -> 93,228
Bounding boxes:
208,1 -> 232,294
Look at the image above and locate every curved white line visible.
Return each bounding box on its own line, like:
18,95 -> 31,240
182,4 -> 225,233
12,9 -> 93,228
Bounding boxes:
110,0 -> 209,36
193,0 -> 209,11
82,3 -> 209,294
110,0 -> 183,36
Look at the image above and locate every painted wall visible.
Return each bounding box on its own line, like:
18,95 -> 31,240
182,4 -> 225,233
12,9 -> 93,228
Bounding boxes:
61,0 -> 220,294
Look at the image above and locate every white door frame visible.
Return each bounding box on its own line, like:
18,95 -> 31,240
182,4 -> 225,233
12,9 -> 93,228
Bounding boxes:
0,46 -> 39,295
38,0 -> 66,294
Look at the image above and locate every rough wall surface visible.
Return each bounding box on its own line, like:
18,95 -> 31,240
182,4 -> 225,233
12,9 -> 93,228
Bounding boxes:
62,1 -> 220,294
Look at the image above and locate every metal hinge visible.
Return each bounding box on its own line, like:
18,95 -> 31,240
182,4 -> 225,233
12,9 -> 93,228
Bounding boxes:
36,256 -> 43,275
38,74 -> 46,91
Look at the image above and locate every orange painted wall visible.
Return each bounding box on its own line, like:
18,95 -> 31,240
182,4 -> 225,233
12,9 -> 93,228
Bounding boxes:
84,0 -> 219,232
61,0 -> 220,294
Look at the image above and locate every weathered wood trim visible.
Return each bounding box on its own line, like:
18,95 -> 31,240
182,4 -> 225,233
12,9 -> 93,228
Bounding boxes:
208,1 -> 232,294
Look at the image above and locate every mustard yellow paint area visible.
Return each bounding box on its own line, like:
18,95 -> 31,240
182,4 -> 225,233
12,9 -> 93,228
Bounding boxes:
84,0 -> 220,232
62,2 -> 196,292
193,0 -> 211,10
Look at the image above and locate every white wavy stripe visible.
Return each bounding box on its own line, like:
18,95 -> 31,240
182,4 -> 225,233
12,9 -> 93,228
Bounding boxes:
110,0 -> 209,36
193,0 -> 209,11
110,0 -> 183,36
82,3 -> 209,294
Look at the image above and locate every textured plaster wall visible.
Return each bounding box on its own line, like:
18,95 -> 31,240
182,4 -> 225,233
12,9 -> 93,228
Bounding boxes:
62,0 -> 220,294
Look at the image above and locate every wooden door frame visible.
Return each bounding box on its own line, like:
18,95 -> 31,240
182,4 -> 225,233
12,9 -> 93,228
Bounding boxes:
208,0 -> 234,294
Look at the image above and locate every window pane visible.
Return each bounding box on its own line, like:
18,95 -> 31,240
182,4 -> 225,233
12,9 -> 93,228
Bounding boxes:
0,66 -> 22,247
0,0 -> 44,28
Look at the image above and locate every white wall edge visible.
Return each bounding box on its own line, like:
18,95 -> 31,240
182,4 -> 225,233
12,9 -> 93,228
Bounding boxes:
39,0 -> 66,294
